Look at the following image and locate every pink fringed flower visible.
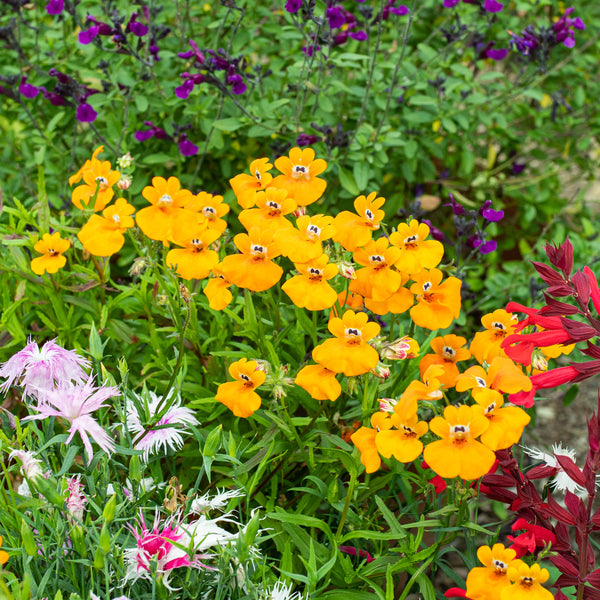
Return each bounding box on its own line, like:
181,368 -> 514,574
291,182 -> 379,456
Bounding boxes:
0,339 -> 89,398
125,391 -> 199,461
124,511 -> 210,590
23,377 -> 118,464
66,475 -> 88,522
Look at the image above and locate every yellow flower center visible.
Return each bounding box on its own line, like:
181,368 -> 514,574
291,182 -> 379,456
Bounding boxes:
344,327 -> 362,344
476,377 -> 487,388
306,223 -> 321,239
292,164 -> 310,180
404,234 -> 419,247
402,424 -> 417,438
308,267 -> 323,281
442,346 -> 456,360
369,254 -> 386,269
95,176 -> 109,190
255,169 -> 262,181
267,200 -> 281,215
251,244 -> 267,259
239,373 -> 253,388
485,402 -> 496,415
492,559 -> 507,574
47,248 -> 59,257
203,206 -> 217,218
492,321 -> 506,331
190,238 -> 204,252
450,424 -> 470,443
520,577 -> 534,588
158,194 -> 173,206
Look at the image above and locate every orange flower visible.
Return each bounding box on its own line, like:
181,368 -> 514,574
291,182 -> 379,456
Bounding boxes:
276,214 -> 336,263
215,358 -> 266,417
418,335 -> 471,388
239,188 -> 296,233
0,535 -> 8,565
71,150 -> 121,211
423,404 -> 496,480
31,232 -> 70,275
389,219 -> 444,275
229,157 -> 274,209
351,412 -> 393,473
475,395 -> 531,451
401,364 -> 445,403
295,364 -> 341,401
470,309 -> 519,364
333,192 -> 386,252
282,254 -> 339,311
166,222 -> 220,280
136,176 -> 193,242
465,544 -> 517,600
331,290 -> 364,319
220,227 -> 283,292
312,310 -> 380,376
502,561 -> 553,600
204,264 -> 233,311
351,237 -> 403,301
185,192 -> 230,235
77,198 -> 135,257
409,269 -> 462,330
271,147 -> 327,206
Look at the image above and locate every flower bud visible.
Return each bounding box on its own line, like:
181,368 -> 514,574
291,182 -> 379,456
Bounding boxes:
370,363 -> 390,379
117,175 -> 132,190
102,493 -> 117,523
338,261 -> 356,280
380,336 -> 420,360
21,518 -> 37,556
116,152 -> 134,170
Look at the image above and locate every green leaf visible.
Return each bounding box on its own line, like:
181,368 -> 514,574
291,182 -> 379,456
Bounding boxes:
353,161 -> 370,192
135,95 -> 149,112
409,95 -> 437,107
562,384 -> 578,407
338,167 -> 360,196
213,118 -> 244,132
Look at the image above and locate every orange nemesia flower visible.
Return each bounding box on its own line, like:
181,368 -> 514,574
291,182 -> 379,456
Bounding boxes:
501,561 -> 553,600
465,544 -> 517,600
276,214 -> 336,263
295,364 -> 341,401
166,221 -> 221,280
0,535 -> 8,565
185,192 -> 230,235
31,232 -> 70,275
68,145 -> 104,186
77,198 -> 135,257
204,264 -> 233,311
281,254 -> 339,311
312,310 -> 380,376
351,412 -> 393,473
271,147 -> 327,206
389,219 -> 445,275
418,334 -> 471,388
401,364 -> 445,403
215,358 -> 266,417
136,176 -> 193,243
220,227 -> 283,292
409,269 -> 462,330
423,404 -> 496,480
239,187 -> 296,233
333,192 -> 386,252
70,149 -> 121,211
470,309 -> 519,364
475,394 -> 531,451
229,157 -> 274,209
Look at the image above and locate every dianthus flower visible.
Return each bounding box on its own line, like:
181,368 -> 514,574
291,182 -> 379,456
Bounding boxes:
229,157 -> 274,209
351,237 -> 402,301
30,232 -> 70,275
0,338 -> 89,398
419,335 -> 471,388
185,192 -> 230,235
66,474 -> 88,523
312,310 -> 380,376
166,221 -> 220,280
271,147 -> 327,206
70,149 -> 121,211
23,377 -> 118,465
389,219 -> 445,275
295,363 -> 341,401
125,390 -> 199,460
203,264 -> 233,311
136,176 -> 193,243
215,358 -> 266,417
77,198 -> 135,257
423,404 -> 496,480
409,268 -> 462,330
470,309 -> 519,364
465,544 -> 517,600
502,561 -> 553,600
239,188 -> 296,233
277,213 -> 336,263
282,254 -> 338,311
220,227 -> 283,292
522,443 -> 585,495
333,192 -> 386,252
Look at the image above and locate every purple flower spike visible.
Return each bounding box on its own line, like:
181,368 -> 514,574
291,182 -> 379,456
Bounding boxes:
19,76 -> 40,99
46,0 -> 64,15
79,26 -> 100,45
349,30 -> 368,41
483,0 -> 503,12
297,133 -> 320,147
486,47 -> 508,60
179,135 -> 198,157
327,6 -> 346,29
76,103 -> 98,123
479,240 -> 497,254
227,73 -> 246,95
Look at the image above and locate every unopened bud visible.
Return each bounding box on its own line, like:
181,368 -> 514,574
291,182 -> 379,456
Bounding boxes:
531,350 -> 548,372
129,257 -> 150,277
371,363 -> 390,379
293,206 -> 307,218
379,398 -> 397,412
381,336 -> 420,361
117,175 -> 132,190
116,152 -> 134,170
338,261 -> 356,280
180,283 -> 191,305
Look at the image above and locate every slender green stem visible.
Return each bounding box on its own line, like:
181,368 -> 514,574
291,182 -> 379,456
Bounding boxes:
336,469 -> 357,539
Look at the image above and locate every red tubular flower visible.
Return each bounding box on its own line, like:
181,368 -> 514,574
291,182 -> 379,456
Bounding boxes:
583,266 -> 600,315
506,518 -> 557,558
509,366 -> 579,407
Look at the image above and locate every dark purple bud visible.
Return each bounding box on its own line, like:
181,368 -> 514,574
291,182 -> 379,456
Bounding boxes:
483,0 -> 503,12
76,103 -> 98,123
443,0 -> 460,7
41,88 -> 67,106
349,30 -> 368,41
485,47 -> 508,61
296,133 -> 320,147
422,219 -> 445,242
179,135 -> 199,157
445,193 -> 465,216
150,45 -> 161,61
19,76 -> 40,99
46,0 -> 64,15
79,26 -> 100,45
129,22 -> 148,37
512,162 -> 526,175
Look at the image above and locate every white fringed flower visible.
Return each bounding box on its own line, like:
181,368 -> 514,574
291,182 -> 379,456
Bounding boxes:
268,580 -> 305,600
189,488 -> 245,515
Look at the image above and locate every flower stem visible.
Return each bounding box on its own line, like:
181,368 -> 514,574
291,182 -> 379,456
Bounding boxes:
336,469 -> 357,539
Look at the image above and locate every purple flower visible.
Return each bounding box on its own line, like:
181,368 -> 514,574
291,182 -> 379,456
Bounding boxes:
296,133 -> 320,147
391,5 -> 409,15
422,219 -> 445,242
512,161 -> 526,175
485,47 -> 508,61
349,30 -> 368,41
327,6 -> 346,29
445,193 -> 465,216
285,0 -> 302,13
41,87 -> 67,106
150,44 -> 161,61
175,77 -> 195,100
479,240 -> 497,254
177,40 -> 205,64
443,0 -> 460,7
23,377 -> 119,464
479,199 -> 504,222
179,134 -> 199,157
135,121 -> 168,142
78,25 -> 100,45
19,76 -> 40,99
554,7 -> 585,48
227,72 -> 246,95
76,103 -> 98,123
0,339 -> 90,399
483,0 -> 503,12
46,0 -> 64,15
127,12 -> 149,37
